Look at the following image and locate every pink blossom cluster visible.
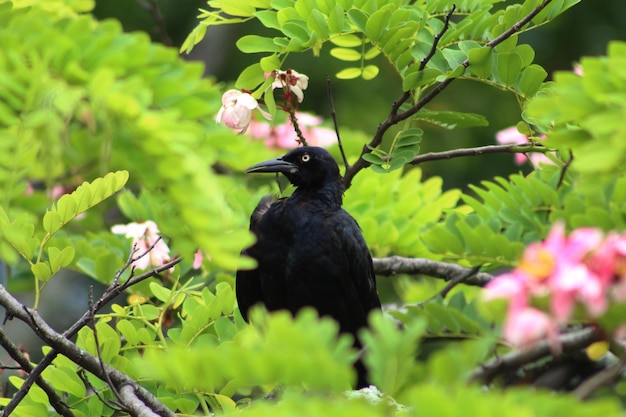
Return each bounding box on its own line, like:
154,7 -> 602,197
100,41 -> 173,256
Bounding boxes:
484,223 -> 626,349
112,220 -> 172,270
216,68 -> 308,134
247,112 -> 336,149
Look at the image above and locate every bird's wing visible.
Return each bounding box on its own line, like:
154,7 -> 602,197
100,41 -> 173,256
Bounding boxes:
235,195 -> 277,321
331,211 -> 382,328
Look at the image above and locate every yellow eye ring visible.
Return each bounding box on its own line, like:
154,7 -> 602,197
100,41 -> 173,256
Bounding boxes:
301,154 -> 310,162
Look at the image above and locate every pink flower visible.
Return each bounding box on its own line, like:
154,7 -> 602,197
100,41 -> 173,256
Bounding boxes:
484,270 -> 528,310
272,69 -> 309,103
496,127 -> 529,165
193,250 -> 203,269
573,64 -> 583,76
495,126 -> 553,167
503,307 -> 561,351
216,89 -> 271,133
111,221 -> 171,270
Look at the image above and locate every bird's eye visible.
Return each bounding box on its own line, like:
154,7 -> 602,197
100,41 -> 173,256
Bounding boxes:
301,154 -> 310,162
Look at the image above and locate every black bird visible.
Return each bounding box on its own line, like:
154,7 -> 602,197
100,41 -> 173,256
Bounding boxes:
236,146 -> 381,387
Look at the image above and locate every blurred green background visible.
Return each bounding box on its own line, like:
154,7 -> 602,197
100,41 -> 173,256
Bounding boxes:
93,0 -> 626,190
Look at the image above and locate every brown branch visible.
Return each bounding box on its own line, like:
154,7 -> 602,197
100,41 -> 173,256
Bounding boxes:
372,256 -> 494,286
342,0 -> 555,189
468,326 -> 601,384
573,355 -> 626,400
419,5 -> 457,71
416,264 -> 483,306
0,328 -> 75,417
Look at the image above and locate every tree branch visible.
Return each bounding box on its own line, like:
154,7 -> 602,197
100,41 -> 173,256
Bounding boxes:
119,385 -> 162,417
372,256 -> 494,286
409,143 -> 552,165
0,285 -> 176,417
0,328 -> 75,417
468,326 -> 601,384
342,0 -> 555,189
572,356 -> 626,400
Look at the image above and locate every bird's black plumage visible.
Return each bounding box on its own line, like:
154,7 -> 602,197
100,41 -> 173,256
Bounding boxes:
236,146 -> 381,387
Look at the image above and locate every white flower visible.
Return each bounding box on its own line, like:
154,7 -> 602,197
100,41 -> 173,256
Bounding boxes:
272,69 -> 309,103
111,220 -> 171,270
216,89 -> 271,133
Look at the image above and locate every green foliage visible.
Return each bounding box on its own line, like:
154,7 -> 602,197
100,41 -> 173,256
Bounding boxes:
344,167 -> 460,258
422,163 -> 626,267
526,41 -> 626,177
4,0 -> 626,416
0,0 -> 257,277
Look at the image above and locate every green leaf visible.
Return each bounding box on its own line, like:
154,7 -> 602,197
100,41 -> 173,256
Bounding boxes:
403,68 -> 442,91
329,33 -> 362,47
48,246 -> 75,273
361,65 -> 379,80
413,110 -> 489,129
236,35 -> 282,53
150,282 -> 172,303
327,4 -> 345,33
361,152 -> 385,165
31,261 -> 52,282
235,63 -> 265,90
468,47 -> 493,78
336,67 -> 362,79
56,194 -> 78,224
255,10 -> 280,29
94,252 -> 120,283
43,366 -> 86,398
330,47 -> 361,61
43,210 -> 63,234
496,52 -> 523,86
347,8 -> 367,33
364,6 -> 393,43
517,64 -> 547,96
281,21 -> 310,42
307,9 -> 330,39
220,0 -> 256,17
260,54 -> 281,72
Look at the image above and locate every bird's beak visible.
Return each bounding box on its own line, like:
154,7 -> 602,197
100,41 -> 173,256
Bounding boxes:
246,157 -> 299,175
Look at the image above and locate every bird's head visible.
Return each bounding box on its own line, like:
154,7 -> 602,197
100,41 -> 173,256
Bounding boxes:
246,147 -> 341,189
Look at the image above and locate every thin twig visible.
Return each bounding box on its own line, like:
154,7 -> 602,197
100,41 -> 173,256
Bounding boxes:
416,264 -> 482,307
326,75 -> 349,173
77,369 -> 124,413
372,256 -> 494,286
419,5 -> 457,71
409,143 -> 553,165
556,150 -> 574,189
